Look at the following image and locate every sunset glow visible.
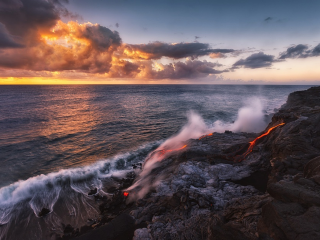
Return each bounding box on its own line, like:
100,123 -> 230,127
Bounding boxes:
0,0 -> 319,84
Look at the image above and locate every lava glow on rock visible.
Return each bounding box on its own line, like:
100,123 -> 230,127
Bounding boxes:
236,122 -> 285,162
158,145 -> 188,157
198,133 -> 213,140
145,123 -> 284,168
123,192 -> 129,197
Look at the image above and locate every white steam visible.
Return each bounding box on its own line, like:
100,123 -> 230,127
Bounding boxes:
212,97 -> 267,133
127,111 -> 209,200
128,97 -> 269,200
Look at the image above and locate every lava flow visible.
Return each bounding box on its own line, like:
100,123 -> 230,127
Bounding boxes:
145,144 -> 188,165
198,133 -> 213,140
159,145 -> 187,157
146,133 -> 214,163
123,191 -> 129,197
235,122 -> 285,162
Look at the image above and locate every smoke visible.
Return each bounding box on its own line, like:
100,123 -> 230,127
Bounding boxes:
127,98 -> 268,201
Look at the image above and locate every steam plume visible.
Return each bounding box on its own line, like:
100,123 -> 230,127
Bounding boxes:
127,98 -> 269,200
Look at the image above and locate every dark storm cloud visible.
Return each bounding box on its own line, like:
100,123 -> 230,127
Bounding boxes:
279,44 -> 309,59
89,59 -> 225,79
124,42 -> 235,60
0,23 -> 23,48
79,24 -> 122,50
0,0 -> 70,43
311,44 -> 320,56
0,0 -> 23,9
148,60 -> 226,79
264,17 -> 272,22
233,52 -> 275,69
278,43 -> 320,59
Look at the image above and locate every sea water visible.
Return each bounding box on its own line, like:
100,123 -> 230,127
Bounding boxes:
0,84 -> 312,239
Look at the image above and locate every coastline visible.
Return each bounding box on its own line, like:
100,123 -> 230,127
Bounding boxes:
57,86 -> 320,240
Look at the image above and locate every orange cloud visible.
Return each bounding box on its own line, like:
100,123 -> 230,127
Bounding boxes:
209,52 -> 226,59
0,21 -> 122,73
0,20 -> 225,80
0,1 -> 227,81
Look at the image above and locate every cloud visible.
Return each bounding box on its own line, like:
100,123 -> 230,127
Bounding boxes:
264,17 -> 272,22
122,42 -> 235,60
141,60 -> 225,79
0,0 -> 70,44
311,44 -> 320,56
209,52 -> 226,59
0,59 -> 225,80
115,23 -> 119,28
0,21 -> 122,73
279,44 -> 309,59
0,0 -> 24,9
0,0 -> 228,80
0,17 -> 225,79
102,59 -> 225,80
0,23 -> 23,48
233,52 -> 275,69
278,43 -> 320,59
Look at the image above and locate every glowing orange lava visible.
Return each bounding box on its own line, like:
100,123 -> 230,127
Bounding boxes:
159,145 -> 187,157
123,192 -> 129,197
236,122 -> 285,161
198,133 -> 213,140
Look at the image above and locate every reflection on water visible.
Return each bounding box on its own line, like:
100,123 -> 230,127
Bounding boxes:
0,84 -> 313,240
0,84 -> 311,187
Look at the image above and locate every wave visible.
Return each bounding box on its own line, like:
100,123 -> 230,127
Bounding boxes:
0,141 -> 160,239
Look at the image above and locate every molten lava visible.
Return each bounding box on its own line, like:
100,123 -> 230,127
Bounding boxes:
123,192 -> 129,197
198,133 -> 213,140
159,145 -> 187,157
235,122 -> 285,162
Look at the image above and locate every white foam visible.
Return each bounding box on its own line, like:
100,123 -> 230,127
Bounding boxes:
0,141 -> 160,225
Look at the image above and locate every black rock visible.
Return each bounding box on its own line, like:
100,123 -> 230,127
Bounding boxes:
88,188 -> 98,196
38,208 -> 51,217
132,163 -> 142,169
64,224 -> 75,236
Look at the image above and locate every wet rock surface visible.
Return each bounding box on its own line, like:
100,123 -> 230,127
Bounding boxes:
61,86 -> 320,240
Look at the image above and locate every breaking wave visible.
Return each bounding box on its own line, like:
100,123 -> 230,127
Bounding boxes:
0,141 -> 160,239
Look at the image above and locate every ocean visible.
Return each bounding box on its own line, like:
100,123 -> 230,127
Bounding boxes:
0,84 -> 312,239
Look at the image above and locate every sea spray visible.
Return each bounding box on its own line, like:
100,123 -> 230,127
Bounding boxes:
0,141 -> 160,239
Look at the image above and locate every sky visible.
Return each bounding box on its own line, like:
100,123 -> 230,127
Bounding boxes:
0,0 -> 319,84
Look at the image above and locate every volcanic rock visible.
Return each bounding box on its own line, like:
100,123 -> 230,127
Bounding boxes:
88,188 -> 98,196
38,207 -> 50,217
65,86 -> 320,240
74,213 -> 135,240
256,86 -> 320,240
304,156 -> 320,185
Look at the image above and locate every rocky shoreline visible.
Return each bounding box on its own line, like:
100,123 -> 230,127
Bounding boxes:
58,86 -> 320,240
